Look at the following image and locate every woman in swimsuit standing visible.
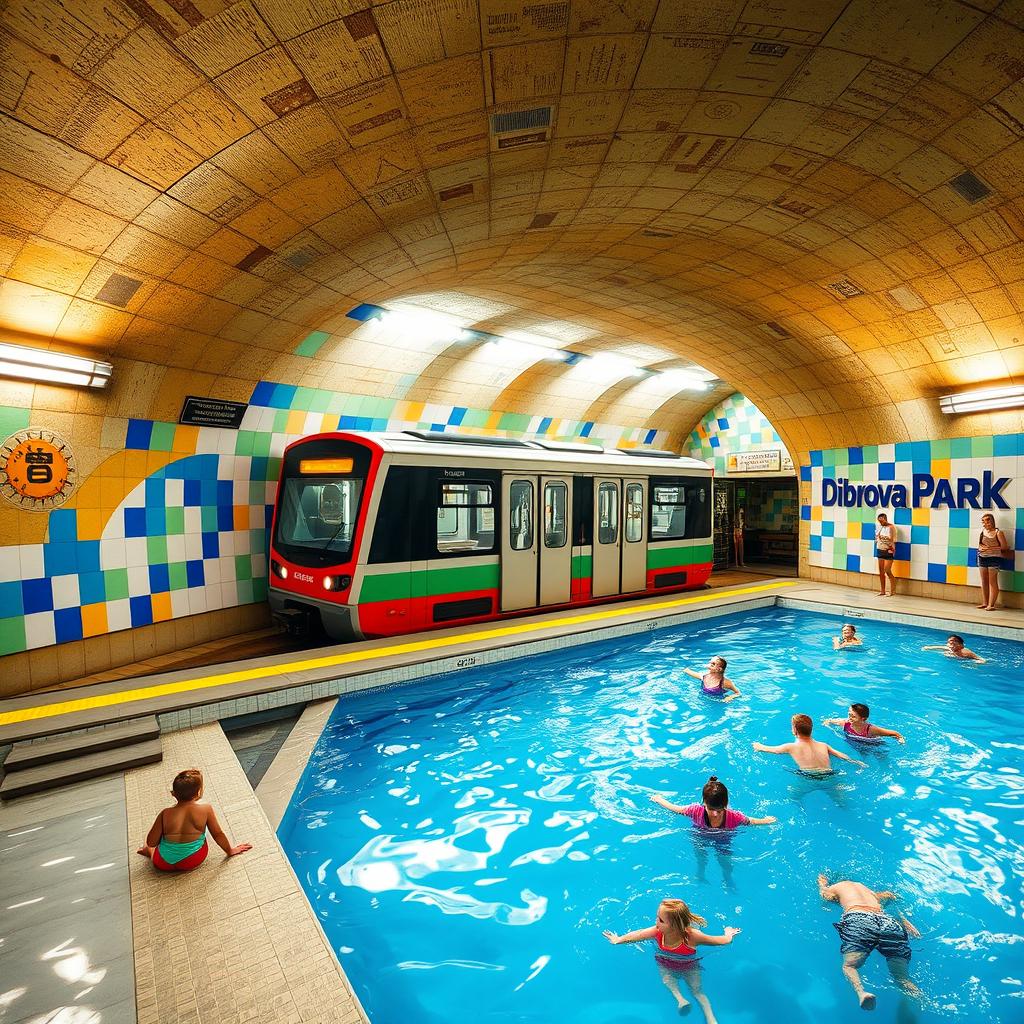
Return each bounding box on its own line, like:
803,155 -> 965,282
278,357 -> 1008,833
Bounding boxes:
733,507 -> 746,568
976,513 -> 1009,610
874,512 -> 897,596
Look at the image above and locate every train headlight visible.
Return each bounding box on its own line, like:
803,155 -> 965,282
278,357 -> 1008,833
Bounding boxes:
271,559 -> 288,580
322,575 -> 351,592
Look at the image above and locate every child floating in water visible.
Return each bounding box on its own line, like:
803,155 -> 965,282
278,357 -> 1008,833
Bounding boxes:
137,768 -> 252,872
922,634 -> 985,663
817,873 -> 922,1011
752,714 -> 866,772
823,703 -> 905,744
683,656 -> 740,702
833,623 -> 862,650
603,897 -> 740,1023
651,775 -> 777,827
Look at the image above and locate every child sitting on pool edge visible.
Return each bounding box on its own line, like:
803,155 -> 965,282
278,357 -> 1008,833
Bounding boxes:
651,775 -> 777,827
603,897 -> 740,1024
833,623 -> 862,649
682,656 -> 741,701
823,703 -> 905,744
137,768 -> 252,871
752,714 -> 866,772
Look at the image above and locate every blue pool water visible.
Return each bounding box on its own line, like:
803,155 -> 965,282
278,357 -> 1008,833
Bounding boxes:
279,608 -> 1024,1024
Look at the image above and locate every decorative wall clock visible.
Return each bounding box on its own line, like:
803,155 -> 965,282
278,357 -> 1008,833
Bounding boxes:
0,429 -> 77,510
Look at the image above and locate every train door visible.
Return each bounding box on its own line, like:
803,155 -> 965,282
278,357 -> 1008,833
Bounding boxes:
501,475 -> 538,611
592,478 -> 621,597
621,478 -> 648,593
540,476 -> 572,605
501,474 -> 573,611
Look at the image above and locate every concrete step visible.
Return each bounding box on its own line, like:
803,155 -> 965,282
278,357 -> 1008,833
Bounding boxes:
2,716 -> 160,772
0,738 -> 163,800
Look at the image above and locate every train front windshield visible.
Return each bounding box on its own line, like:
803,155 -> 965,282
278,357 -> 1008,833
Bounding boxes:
275,476 -> 363,561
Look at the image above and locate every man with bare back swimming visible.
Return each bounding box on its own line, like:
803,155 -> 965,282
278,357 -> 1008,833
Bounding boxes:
817,874 -> 922,1011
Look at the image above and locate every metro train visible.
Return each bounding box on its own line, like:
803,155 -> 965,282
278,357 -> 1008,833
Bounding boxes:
268,431 -> 714,640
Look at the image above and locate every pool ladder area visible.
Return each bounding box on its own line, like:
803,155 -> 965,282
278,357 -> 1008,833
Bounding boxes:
0,716 -> 162,800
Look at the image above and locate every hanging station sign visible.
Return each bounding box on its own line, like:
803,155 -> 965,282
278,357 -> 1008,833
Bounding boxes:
0,429 -> 77,510
727,449 -> 782,473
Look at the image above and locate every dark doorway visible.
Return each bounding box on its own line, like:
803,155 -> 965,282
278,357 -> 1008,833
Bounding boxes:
713,478 -> 798,572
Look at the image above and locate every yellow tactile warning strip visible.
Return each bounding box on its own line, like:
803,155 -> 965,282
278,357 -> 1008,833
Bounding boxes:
0,581 -> 797,728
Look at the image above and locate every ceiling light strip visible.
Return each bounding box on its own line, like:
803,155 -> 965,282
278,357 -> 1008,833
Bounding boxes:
0,342 -> 112,389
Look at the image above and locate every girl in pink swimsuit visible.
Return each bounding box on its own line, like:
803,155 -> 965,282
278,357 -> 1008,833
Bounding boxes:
682,656 -> 741,702
822,703 -> 905,745
650,775 -> 777,828
603,897 -> 741,1022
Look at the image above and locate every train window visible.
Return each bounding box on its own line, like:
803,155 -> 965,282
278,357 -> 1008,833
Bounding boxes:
275,477 -> 363,559
509,480 -> 534,550
543,482 -> 567,548
436,481 -> 495,553
598,482 -> 618,544
650,479 -> 710,540
625,483 -> 644,542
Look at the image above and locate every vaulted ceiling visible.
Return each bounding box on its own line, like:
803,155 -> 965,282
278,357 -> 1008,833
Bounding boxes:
2,0 -> 1023,459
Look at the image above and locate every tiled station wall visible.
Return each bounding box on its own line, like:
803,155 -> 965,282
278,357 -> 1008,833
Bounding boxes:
0,382 -> 668,692
801,435 -> 1024,603
686,392 -> 795,474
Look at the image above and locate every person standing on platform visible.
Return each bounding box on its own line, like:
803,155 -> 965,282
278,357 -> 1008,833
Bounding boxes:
976,513 -> 1009,611
874,512 -> 897,596
733,507 -> 746,568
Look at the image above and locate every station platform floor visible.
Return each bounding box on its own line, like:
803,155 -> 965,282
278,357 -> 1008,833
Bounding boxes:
1,578 -> 1020,1024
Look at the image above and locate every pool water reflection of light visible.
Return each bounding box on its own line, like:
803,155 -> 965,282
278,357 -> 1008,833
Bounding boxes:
279,608 -> 1024,1024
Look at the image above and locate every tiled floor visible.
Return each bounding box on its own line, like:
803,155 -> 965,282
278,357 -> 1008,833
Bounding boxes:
125,725 -> 365,1024
0,776 -> 135,1024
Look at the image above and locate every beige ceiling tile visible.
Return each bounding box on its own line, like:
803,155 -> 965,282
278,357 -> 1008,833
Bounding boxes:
570,0 -> 659,34
40,198 -> 126,256
0,278 -> 73,335
108,123 -> 203,190
173,2 -> 277,77
215,46 -> 314,127
325,78 -> 410,147
7,236 -> 97,294
374,0 -> 480,71
114,220 -> 193,272
635,35 -> 725,90
479,0 -> 569,45
400,54 -> 484,124
286,14 -> 390,97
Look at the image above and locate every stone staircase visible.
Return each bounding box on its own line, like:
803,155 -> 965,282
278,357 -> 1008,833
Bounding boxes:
0,716 -> 162,800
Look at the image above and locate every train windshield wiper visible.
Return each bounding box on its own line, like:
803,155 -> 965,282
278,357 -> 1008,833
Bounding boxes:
320,521 -> 347,553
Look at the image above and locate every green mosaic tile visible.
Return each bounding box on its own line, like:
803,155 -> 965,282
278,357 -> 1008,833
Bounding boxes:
0,616 -> 26,656
236,579 -> 254,604
104,568 -> 129,601
235,554 -> 252,581
862,446 -> 878,463
201,506 -> 218,531
1011,571 -> 1024,592
948,528 -> 970,548
252,432 -> 272,457
847,464 -> 863,481
266,457 -> 282,480
168,561 -> 188,590
970,435 -> 993,457
0,405 -> 30,440
248,481 -> 265,503
274,410 -> 291,431
833,538 -> 847,558
947,546 -> 969,567
296,330 -> 330,357
252,576 -> 268,602
234,430 -> 255,455
293,387 -> 315,411
150,421 -> 176,451
461,409 -> 490,428
147,535 -> 168,562
950,437 -> 972,458
165,507 -> 184,534
250,529 -> 266,554
309,389 -> 332,412
823,449 -> 838,467
930,439 -> 951,459
328,392 -> 346,414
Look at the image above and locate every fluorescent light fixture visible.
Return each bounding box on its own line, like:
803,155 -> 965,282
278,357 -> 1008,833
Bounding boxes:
483,334 -> 565,362
583,353 -> 644,378
0,342 -> 112,388
656,369 -> 710,391
379,308 -> 465,346
939,385 -> 1024,414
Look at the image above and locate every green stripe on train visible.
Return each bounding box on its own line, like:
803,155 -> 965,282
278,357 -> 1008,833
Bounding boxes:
647,543 -> 713,569
358,562 -> 500,603
571,554 -> 592,579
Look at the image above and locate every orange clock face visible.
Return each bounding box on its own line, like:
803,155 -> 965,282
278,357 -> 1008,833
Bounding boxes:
0,430 -> 76,510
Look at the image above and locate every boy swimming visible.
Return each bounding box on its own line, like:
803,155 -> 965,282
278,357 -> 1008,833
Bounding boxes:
823,703 -> 904,744
921,635 -> 985,663
833,623 -> 862,650
752,714 -> 865,772
817,873 -> 921,1010
137,768 -> 252,871
682,656 -> 741,702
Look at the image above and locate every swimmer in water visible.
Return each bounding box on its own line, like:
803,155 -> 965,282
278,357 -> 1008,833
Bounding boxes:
817,873 -> 922,1010
823,703 -> 905,744
682,656 -> 741,702
603,897 -> 740,1023
921,634 -> 985,663
833,623 -> 862,650
752,714 -> 866,771
650,775 -> 777,827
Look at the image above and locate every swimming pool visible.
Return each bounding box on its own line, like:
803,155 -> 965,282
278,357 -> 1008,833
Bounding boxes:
279,607 -> 1024,1024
